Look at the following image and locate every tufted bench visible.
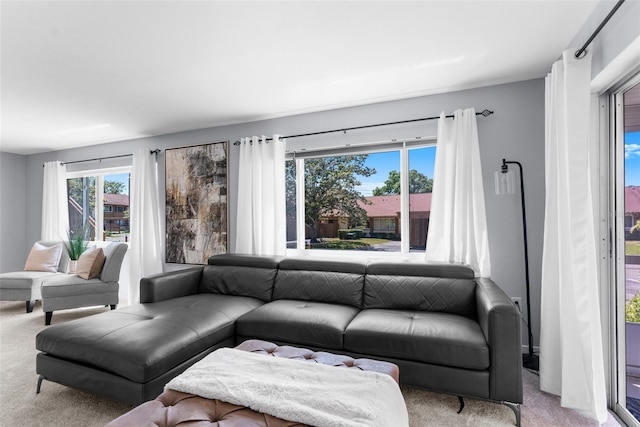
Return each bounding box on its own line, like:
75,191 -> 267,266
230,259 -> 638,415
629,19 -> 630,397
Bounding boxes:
106,339 -> 400,427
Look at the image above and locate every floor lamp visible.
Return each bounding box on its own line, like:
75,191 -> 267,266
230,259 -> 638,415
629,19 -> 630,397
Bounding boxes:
495,158 -> 539,371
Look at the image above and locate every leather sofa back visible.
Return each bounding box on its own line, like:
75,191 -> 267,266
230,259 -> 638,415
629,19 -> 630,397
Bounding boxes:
273,258 -> 366,308
201,254 -> 280,302
363,261 -> 477,318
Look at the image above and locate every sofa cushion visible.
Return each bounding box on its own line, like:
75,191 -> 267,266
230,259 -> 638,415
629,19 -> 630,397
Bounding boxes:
363,261 -> 477,318
40,274 -> 117,297
36,294 -> 264,383
236,299 -> 360,350
344,309 -> 490,370
272,258 -> 365,307
201,254 -> 279,301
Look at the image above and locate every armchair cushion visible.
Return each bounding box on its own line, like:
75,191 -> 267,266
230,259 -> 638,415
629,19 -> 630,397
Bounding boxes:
24,242 -> 63,273
76,247 -> 106,280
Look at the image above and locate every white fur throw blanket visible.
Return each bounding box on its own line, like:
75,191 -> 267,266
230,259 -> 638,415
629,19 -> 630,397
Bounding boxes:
165,347 -> 409,427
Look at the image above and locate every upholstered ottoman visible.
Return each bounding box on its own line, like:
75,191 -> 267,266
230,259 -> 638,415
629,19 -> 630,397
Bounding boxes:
106,339 -> 401,427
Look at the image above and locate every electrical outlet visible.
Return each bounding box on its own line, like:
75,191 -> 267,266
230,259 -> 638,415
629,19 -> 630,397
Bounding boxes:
511,297 -> 522,311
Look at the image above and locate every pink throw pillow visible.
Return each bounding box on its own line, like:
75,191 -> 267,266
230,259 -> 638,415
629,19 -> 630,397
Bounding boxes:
76,247 -> 106,280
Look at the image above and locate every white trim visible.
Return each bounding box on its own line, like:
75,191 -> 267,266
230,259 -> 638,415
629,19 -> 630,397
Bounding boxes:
592,34 -> 640,94
400,145 -> 410,253
66,165 -> 132,179
295,157 -> 306,250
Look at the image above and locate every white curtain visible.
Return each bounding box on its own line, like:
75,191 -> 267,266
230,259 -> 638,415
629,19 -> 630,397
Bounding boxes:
539,49 -> 607,422
235,135 -> 286,255
128,149 -> 163,304
41,161 -> 69,241
425,108 -> 491,277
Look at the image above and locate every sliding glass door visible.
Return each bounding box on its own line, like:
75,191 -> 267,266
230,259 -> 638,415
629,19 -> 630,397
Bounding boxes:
614,76 -> 640,426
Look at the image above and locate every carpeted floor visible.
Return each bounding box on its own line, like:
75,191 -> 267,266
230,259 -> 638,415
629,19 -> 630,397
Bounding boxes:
0,301 -> 625,426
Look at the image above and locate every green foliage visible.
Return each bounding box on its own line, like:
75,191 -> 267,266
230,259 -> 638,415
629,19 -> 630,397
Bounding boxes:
65,229 -> 88,261
627,292 -> 640,323
286,155 -> 375,242
627,241 -> 640,255
104,180 -> 126,194
372,169 -> 432,196
310,237 -> 389,250
338,229 -> 363,240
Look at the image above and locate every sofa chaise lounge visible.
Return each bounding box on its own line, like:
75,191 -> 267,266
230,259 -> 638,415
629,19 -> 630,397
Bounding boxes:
35,254 -> 523,422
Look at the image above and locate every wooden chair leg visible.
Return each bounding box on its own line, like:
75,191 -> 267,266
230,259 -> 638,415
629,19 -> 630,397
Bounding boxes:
45,312 -> 52,326
26,300 -> 35,313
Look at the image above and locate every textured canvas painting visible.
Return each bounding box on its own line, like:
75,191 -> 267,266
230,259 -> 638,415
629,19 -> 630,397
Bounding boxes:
165,142 -> 228,264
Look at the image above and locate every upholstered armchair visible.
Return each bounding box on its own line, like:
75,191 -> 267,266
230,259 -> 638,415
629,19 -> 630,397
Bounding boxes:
0,241 -> 70,313
41,242 -> 128,325
0,241 -> 128,325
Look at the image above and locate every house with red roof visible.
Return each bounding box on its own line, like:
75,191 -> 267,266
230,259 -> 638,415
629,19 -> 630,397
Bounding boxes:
315,193 -> 432,249
626,186 -> 640,238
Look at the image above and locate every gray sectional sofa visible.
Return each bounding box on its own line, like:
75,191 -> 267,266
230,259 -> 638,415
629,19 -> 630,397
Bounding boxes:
35,254 -> 523,422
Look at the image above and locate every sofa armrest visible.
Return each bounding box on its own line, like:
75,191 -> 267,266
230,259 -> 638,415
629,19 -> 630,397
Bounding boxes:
475,278 -> 523,403
140,267 -> 204,303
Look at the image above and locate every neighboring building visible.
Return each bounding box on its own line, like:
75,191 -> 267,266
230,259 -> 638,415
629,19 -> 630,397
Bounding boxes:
104,193 -> 129,233
357,193 -> 431,249
311,193 -> 432,249
626,186 -> 640,238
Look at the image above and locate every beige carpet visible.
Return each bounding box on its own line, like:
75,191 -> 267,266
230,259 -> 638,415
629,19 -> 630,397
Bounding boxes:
0,301 -> 623,426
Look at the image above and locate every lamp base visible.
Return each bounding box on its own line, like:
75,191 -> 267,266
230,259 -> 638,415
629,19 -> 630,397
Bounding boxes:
523,353 -> 539,371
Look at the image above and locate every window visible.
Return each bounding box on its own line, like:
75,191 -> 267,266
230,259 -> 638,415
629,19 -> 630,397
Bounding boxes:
67,167 -> 130,242
373,218 -> 396,232
611,73 -> 640,426
285,140 -> 435,254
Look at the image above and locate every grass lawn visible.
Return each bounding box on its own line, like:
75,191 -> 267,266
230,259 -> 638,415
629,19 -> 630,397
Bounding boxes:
310,238 -> 390,250
627,241 -> 640,256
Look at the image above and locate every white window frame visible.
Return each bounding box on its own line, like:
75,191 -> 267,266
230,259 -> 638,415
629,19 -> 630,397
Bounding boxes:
66,165 -> 131,243
286,138 -> 435,260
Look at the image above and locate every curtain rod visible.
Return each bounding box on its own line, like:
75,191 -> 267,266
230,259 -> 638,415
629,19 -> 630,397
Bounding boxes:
233,109 -> 494,145
575,0 -> 625,59
43,149 -> 160,167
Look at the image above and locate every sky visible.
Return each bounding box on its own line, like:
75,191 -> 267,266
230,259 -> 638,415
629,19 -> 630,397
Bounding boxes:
626,131 -> 640,186
355,146 -> 436,196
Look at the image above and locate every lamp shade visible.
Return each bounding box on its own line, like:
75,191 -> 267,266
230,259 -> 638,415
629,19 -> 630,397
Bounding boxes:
495,169 -> 517,195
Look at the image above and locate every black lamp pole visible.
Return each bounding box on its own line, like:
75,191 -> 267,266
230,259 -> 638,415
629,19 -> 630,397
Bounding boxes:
502,159 -> 539,371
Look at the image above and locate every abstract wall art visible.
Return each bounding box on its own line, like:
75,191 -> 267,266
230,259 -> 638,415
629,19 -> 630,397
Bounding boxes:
165,142 -> 228,264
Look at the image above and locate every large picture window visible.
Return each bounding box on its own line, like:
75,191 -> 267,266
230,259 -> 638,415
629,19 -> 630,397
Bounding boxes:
285,140 -> 435,254
66,167 -> 131,242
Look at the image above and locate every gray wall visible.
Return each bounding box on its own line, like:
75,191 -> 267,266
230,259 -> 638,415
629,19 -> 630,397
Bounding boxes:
568,0 -> 640,83
9,78 -> 545,347
0,152 -> 28,272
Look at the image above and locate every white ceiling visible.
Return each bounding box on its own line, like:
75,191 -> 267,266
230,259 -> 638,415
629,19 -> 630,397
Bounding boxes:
1,1 -> 602,155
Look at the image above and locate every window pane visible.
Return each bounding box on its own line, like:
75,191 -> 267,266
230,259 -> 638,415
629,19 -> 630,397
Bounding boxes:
623,82 -> 640,422
67,170 -> 130,243
103,173 -> 130,242
409,146 -> 435,251
303,152 -> 401,252
285,160 -> 297,249
67,176 -> 96,240
288,143 -> 435,254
